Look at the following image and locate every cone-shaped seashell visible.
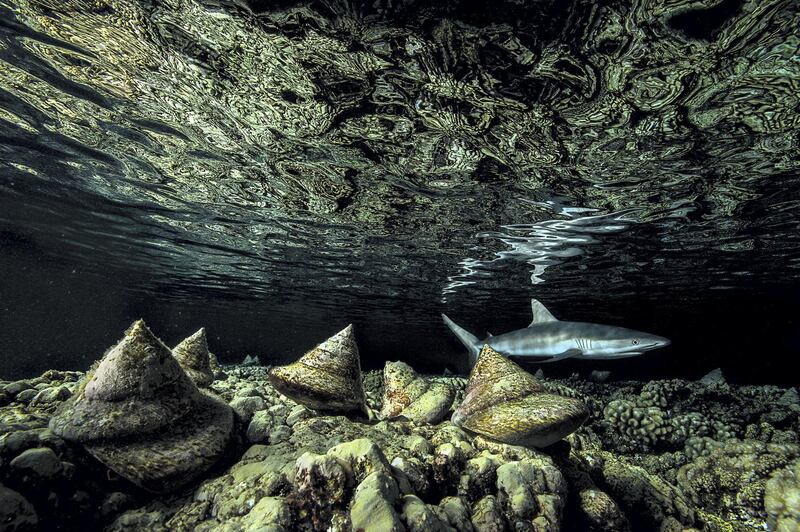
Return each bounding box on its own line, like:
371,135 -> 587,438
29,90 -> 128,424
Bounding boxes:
379,361 -> 455,424
452,345 -> 588,448
49,319 -> 233,493
172,327 -> 215,387
269,324 -> 368,415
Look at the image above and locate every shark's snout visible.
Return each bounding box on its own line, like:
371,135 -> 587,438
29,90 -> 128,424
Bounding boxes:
644,335 -> 671,350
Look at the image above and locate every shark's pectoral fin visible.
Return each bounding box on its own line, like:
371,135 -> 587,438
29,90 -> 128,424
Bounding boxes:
530,299 -> 558,326
538,348 -> 581,363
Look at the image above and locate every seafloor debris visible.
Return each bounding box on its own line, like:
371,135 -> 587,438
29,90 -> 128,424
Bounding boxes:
453,345 -> 589,447
1,342 -> 799,530
268,324 -> 369,417
172,327 -> 215,387
47,320 -> 234,494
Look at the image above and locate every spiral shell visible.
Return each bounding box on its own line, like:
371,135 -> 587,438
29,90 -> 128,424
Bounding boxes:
269,324 -> 368,415
452,345 -> 588,448
172,327 -> 215,387
379,361 -> 455,424
49,320 -> 233,493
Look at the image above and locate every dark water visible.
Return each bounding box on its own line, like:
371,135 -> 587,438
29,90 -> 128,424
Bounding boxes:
1,0 -> 799,383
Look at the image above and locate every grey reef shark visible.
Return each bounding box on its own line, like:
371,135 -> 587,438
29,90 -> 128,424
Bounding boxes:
443,299 -> 671,367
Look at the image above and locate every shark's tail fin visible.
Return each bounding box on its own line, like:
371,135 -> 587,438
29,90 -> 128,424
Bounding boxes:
442,314 -> 481,367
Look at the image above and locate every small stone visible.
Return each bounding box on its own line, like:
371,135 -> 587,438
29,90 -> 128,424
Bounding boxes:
350,471 -> 404,532
328,438 -> 391,483
235,385 -> 262,398
100,492 -> 135,519
229,396 -> 268,423
270,425 -> 292,444
246,411 -> 274,443
242,497 -> 292,530
439,497 -> 473,531
401,494 -> 450,531
10,447 -> 62,480
15,389 -> 38,404
577,488 -> 630,531
471,495 -> 505,531
1,429 -> 43,456
242,354 -> 261,366
294,452 -> 352,508
0,483 -> 38,530
403,435 -> 433,456
30,386 -> 72,407
4,381 -> 33,397
286,405 -> 311,426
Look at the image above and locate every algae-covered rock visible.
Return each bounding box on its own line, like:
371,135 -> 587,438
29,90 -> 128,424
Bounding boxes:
241,497 -> 293,531
576,488 -> 631,532
470,494 -> 505,531
495,457 -> 567,531
438,497 -> 473,531
400,494 -> 451,531
350,471 -> 404,532
0,483 -> 38,531
580,449 -> 695,529
290,452 -> 353,527
328,438 -> 392,482
9,447 -> 62,482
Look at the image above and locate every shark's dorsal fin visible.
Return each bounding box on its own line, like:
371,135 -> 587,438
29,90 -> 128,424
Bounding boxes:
487,332 -> 493,337
530,299 -> 558,326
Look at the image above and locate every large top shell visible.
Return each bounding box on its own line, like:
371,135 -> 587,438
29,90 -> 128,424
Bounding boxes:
452,344 -> 545,426
172,327 -> 215,387
50,319 -> 198,442
452,344 -> 588,447
269,324 -> 367,414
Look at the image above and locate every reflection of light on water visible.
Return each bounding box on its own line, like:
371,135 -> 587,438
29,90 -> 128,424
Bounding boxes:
442,202 -> 640,301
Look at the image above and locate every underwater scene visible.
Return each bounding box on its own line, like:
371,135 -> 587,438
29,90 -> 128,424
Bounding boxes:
1,0 -> 800,530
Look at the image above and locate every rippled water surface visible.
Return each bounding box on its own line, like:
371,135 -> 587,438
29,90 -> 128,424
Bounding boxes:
1,0 -> 799,379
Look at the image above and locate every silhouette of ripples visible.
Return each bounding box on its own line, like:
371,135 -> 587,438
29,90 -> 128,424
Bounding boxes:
1,0 -> 799,326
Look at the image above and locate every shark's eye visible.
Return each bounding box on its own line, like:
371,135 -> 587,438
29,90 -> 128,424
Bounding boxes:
632,339 -> 639,345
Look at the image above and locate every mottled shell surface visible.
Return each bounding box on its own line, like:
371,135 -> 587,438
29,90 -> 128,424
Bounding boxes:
269,324 -> 367,414
452,344 -> 545,426
379,360 -> 455,424
87,392 -> 233,493
461,393 -> 589,448
173,327 -> 215,387
453,345 -> 588,447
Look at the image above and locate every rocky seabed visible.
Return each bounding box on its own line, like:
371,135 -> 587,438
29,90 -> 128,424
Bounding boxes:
1,321 -> 800,532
